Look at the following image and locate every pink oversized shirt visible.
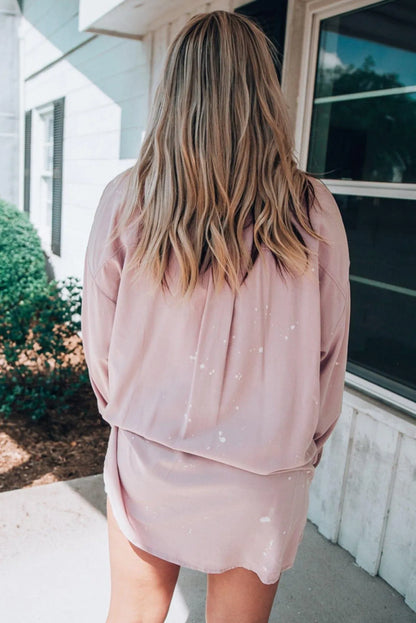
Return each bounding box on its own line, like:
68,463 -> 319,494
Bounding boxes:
81,167 -> 350,475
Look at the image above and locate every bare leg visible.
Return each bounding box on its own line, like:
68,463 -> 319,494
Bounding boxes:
105,496 -> 180,623
206,567 -> 280,623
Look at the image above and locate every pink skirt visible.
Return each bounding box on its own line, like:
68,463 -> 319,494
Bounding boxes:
103,425 -> 315,584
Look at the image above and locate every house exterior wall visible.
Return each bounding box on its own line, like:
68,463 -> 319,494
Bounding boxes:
18,0 -> 416,612
0,0 -> 20,207
22,0 -> 234,281
22,0 -> 150,280
309,390 -> 416,611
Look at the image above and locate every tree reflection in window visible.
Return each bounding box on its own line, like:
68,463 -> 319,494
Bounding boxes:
308,1 -> 416,183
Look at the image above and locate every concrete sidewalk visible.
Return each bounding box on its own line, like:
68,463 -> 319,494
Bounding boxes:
0,474 -> 414,623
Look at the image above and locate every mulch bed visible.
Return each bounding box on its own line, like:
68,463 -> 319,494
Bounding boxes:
0,385 -> 110,493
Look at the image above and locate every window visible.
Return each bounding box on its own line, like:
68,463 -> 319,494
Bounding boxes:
308,0 -> 416,183
24,97 -> 64,256
307,0 -> 416,404
23,111 -> 31,214
39,106 -> 54,243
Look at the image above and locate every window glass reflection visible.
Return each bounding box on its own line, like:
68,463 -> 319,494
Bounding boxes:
336,193 -> 416,397
308,0 -> 416,182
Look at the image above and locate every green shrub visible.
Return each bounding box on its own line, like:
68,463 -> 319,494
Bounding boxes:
0,200 -> 90,423
0,199 -> 48,311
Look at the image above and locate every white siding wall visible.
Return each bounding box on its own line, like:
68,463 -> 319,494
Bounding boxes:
0,1 -> 20,207
309,388 -> 416,611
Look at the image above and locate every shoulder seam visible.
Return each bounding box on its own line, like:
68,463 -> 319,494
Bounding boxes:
331,284 -> 350,340
87,242 -> 127,282
322,282 -> 350,354
86,240 -> 139,300
86,261 -> 118,304
319,263 -> 349,302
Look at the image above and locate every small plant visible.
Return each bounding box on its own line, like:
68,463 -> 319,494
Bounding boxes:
0,200 -> 91,425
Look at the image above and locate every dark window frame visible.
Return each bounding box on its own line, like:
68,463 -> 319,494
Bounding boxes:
51,97 -> 65,257
23,97 -> 65,256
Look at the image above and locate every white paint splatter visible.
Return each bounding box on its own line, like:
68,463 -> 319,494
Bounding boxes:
209,369 -> 216,376
258,346 -> 264,353
259,516 -> 271,523
235,372 -> 243,381
200,363 -> 205,369
290,324 -> 296,330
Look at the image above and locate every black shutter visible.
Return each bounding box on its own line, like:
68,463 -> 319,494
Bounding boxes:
51,97 -> 65,256
23,110 -> 32,214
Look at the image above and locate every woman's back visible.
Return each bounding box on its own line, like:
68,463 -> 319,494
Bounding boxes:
81,9 -> 350,613
82,166 -> 350,475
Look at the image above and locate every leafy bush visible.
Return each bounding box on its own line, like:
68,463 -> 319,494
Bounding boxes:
0,200 -> 90,424
0,198 -> 48,310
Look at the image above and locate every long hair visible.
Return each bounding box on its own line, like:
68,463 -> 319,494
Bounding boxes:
112,10 -> 323,298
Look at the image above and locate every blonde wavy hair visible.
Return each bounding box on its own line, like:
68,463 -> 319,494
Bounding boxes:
112,10 -> 323,298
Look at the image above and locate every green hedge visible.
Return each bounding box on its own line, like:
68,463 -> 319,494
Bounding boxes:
0,199 -> 48,311
0,200 -> 89,422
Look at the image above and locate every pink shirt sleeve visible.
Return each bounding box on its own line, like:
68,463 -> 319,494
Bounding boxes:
81,172 -> 128,415
81,262 -> 116,414
310,180 -> 351,467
